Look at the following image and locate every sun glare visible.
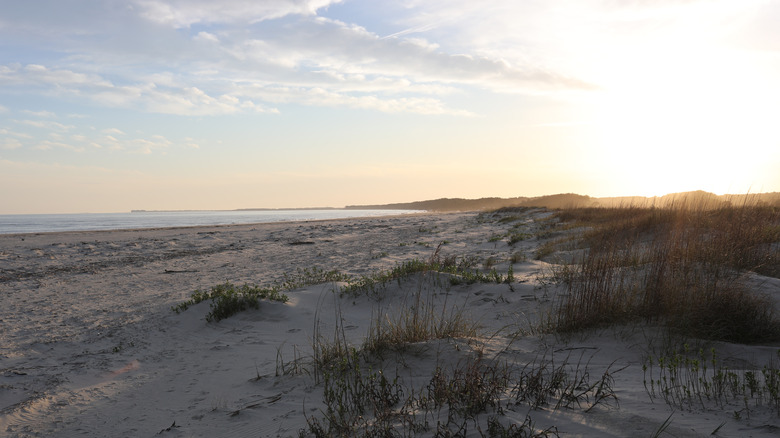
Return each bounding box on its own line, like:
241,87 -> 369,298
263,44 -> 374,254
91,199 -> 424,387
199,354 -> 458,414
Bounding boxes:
588,38 -> 778,197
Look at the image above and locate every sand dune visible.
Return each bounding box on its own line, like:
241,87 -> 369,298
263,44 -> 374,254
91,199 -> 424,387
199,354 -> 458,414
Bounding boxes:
1,211 -> 779,437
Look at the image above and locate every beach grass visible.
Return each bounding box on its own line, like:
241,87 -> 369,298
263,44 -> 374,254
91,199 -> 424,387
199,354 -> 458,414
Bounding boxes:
643,344 -> 780,416
304,337 -> 621,436
540,203 -> 780,343
302,238 -> 623,437
172,282 -> 289,322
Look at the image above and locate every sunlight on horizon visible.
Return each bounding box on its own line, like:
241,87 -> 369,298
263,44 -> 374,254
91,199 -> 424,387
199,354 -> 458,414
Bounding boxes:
585,33 -> 779,199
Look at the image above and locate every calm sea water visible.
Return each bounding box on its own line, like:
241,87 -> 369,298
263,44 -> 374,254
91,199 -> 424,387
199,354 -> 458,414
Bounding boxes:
0,209 -> 420,235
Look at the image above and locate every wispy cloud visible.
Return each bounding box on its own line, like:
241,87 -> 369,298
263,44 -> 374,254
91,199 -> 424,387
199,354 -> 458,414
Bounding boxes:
32,139 -> 85,152
4,118 -> 203,155
0,137 -> 23,150
1,64 -> 275,116
0,1 -> 596,119
1,64 -> 112,88
15,119 -> 75,131
238,84 -> 473,116
21,109 -> 57,118
132,0 -> 343,28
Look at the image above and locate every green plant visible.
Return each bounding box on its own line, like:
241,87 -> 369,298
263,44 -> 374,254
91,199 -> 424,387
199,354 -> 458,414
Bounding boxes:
508,232 -> 532,245
497,215 -> 523,224
510,251 -> 526,264
280,267 -> 350,290
511,351 -> 622,412
340,250 -> 514,298
173,267 -> 351,322
275,343 -> 306,377
650,412 -> 674,438
304,344 -> 621,437
489,234 -> 505,243
643,345 -> 780,416
487,416 -> 559,438
173,282 -> 288,322
306,347 -> 405,437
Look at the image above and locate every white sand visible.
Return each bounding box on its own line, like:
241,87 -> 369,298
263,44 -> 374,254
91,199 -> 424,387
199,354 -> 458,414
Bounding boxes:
2,211 -> 779,437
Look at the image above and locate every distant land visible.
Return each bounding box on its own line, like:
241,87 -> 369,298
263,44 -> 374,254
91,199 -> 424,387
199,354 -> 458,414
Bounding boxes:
131,207 -> 337,213
130,191 -> 780,214
345,191 -> 780,212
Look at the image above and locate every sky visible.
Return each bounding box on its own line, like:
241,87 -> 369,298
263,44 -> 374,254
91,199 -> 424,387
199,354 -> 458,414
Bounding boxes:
1,0 -> 779,214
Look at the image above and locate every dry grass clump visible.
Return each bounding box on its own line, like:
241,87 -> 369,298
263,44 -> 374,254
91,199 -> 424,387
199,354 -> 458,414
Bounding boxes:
548,204 -> 780,343
313,267 -> 479,378
363,299 -> 478,356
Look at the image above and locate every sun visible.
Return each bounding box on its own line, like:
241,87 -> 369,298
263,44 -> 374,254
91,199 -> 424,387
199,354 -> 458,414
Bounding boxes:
585,40 -> 780,197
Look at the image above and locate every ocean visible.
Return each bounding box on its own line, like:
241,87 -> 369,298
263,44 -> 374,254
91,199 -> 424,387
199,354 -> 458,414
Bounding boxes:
0,209 -> 421,235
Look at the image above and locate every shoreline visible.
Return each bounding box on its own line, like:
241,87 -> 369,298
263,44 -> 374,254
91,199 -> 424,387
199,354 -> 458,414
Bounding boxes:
0,211 -> 443,285
0,209 -> 428,237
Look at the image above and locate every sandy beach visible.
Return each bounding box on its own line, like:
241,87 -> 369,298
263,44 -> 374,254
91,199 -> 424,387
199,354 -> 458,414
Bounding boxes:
2,211 -> 779,437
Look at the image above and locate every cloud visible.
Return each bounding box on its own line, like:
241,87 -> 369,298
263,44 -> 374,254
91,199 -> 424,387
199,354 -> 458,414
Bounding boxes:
6,64 -> 112,87
0,1 -> 597,118
1,64 -> 275,116
131,136 -> 171,155
16,119 -> 75,131
1,138 -> 23,150
245,85 -> 473,115
32,139 -> 85,153
2,116 -> 204,155
21,110 -> 57,118
0,128 -> 33,139
194,31 -> 220,43
89,82 -> 275,115
218,17 -> 596,93
132,0 -> 343,28
85,132 -> 198,154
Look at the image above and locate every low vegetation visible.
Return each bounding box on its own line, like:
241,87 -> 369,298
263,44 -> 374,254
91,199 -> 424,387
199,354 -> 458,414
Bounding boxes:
303,340 -> 621,437
541,203 -> 780,343
302,252 -> 621,436
175,245 -> 517,324
338,248 -> 515,298
172,282 -> 288,322
644,345 -> 780,417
